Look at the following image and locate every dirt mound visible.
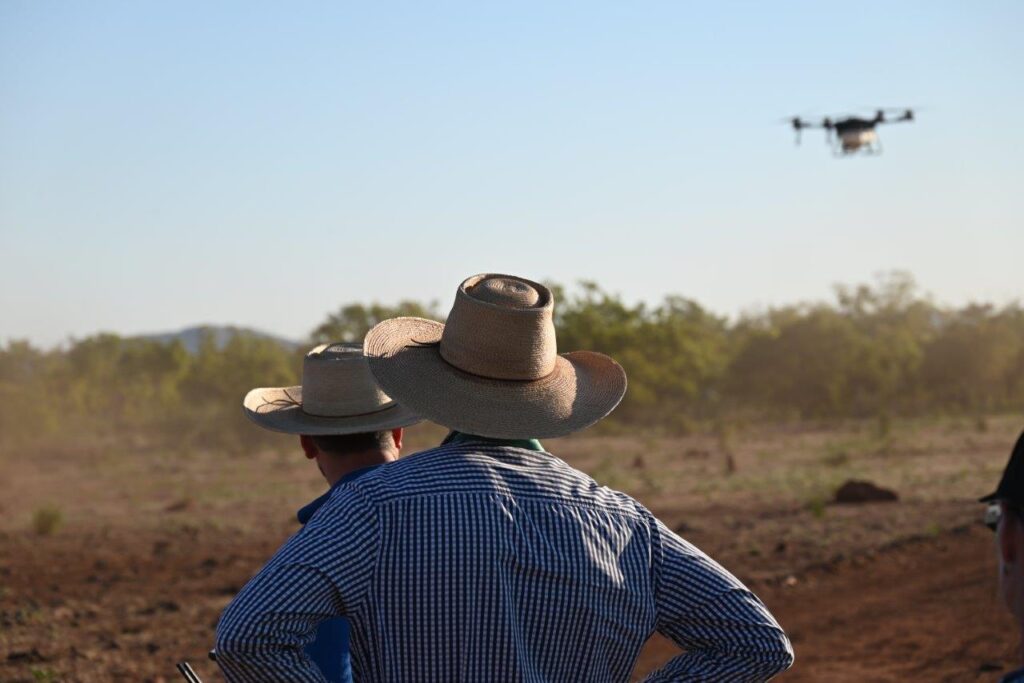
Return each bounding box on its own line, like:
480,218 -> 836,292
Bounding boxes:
835,479 -> 899,503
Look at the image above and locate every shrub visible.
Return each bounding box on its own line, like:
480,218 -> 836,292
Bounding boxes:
32,506 -> 63,536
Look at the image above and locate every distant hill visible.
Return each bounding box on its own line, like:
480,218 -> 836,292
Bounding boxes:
139,325 -> 301,354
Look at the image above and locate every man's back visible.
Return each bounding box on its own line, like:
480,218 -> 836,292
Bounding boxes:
216,441 -> 793,681
353,442 -> 657,681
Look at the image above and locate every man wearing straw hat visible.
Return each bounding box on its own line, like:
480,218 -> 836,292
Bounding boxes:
231,342 -> 420,683
216,275 -> 793,682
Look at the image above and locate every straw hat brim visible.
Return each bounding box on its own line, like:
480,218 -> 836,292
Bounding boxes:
364,318 -> 627,439
243,386 -> 422,435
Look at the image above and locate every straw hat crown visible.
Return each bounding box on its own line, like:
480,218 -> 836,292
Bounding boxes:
300,343 -> 393,416
440,274 -> 558,381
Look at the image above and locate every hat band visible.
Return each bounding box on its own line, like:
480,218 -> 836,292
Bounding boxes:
409,340 -> 555,383
301,400 -> 399,419
438,329 -> 556,381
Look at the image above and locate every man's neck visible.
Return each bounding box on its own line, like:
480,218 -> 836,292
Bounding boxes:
320,449 -> 395,486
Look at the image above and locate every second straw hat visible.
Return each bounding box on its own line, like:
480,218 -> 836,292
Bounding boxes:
243,342 -> 421,435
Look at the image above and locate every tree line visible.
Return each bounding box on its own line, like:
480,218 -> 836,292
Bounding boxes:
2,273 -> 1021,450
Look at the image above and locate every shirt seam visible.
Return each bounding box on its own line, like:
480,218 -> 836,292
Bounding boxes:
348,484 -> 648,520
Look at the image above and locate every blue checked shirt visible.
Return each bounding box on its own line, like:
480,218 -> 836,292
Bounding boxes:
296,465 -> 385,683
215,441 -> 794,682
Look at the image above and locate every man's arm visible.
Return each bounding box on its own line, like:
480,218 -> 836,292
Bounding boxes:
645,518 -> 794,682
214,488 -> 377,682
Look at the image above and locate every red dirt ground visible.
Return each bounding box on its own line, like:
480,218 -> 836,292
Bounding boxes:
1,420 -> 1018,681
0,517 -> 1014,682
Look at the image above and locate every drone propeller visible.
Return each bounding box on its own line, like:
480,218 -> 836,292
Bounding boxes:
879,109 -> 915,123
780,117 -> 805,145
860,106 -> 921,122
863,106 -> 924,112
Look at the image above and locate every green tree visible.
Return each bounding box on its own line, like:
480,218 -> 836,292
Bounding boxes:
554,283 -> 728,430
727,306 -> 862,418
919,303 -> 1024,412
834,271 -> 936,414
0,340 -> 60,443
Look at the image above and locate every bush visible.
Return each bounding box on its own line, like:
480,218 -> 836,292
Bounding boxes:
32,506 -> 63,536
1,273 -> 1021,450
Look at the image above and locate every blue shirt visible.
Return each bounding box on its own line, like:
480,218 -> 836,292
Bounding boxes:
216,440 -> 793,682
297,465 -> 381,683
1002,667 -> 1024,683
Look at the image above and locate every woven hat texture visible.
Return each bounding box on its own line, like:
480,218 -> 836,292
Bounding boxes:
243,342 -> 421,435
364,274 -> 626,439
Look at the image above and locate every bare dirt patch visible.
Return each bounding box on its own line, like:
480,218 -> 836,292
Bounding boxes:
1,417 -> 1017,681
635,525 -> 1013,682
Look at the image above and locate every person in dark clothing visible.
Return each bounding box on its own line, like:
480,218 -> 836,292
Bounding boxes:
981,430 -> 1024,683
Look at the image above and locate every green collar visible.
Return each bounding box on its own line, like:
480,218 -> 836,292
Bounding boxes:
442,431 -> 545,452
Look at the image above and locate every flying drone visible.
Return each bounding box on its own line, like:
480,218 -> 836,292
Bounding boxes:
787,108 -> 915,155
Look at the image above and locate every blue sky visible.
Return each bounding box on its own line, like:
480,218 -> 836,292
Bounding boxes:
2,1 -> 1022,347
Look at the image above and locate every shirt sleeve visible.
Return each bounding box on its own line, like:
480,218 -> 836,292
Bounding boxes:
214,486 -> 378,682
644,518 -> 794,682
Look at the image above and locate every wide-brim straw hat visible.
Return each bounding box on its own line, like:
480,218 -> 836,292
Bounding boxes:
364,274 -> 627,439
243,342 -> 421,435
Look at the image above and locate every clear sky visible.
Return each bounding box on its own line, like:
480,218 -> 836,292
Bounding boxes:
2,1 -> 1021,347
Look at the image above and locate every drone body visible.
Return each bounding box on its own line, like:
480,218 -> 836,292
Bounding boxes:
789,109 -> 915,155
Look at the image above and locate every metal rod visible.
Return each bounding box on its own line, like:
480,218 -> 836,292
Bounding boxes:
176,661 -> 203,683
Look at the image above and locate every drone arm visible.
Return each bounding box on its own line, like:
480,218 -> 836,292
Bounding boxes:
785,117 -> 833,148
877,111 -> 914,125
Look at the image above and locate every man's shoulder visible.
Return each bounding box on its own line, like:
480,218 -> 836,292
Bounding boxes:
345,442 -> 649,517
350,441 -> 556,491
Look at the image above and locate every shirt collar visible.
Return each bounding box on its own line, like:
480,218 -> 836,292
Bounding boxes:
441,431 -> 545,452
296,464 -> 381,525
